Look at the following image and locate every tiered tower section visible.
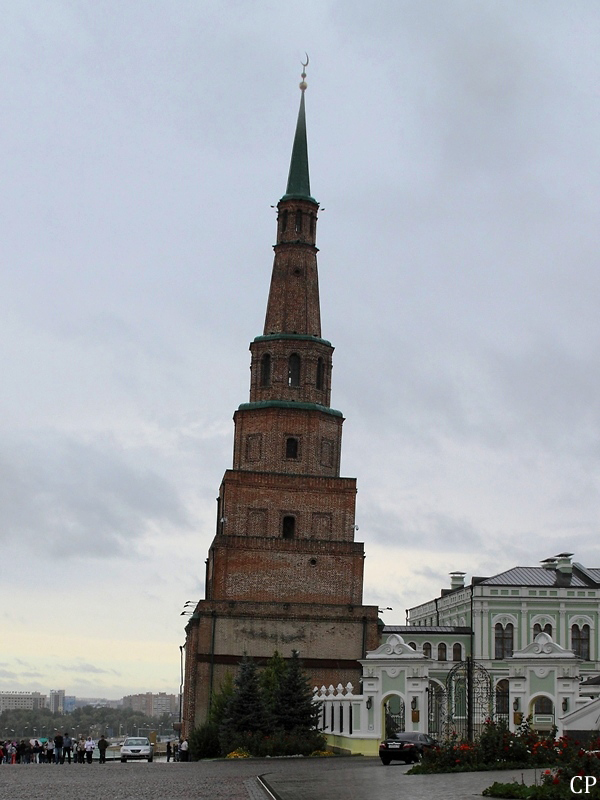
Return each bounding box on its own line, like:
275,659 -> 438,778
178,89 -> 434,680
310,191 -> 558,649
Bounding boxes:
183,73 -> 379,731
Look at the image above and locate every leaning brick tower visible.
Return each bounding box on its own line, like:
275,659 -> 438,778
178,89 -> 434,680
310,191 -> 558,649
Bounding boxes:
182,67 -> 379,731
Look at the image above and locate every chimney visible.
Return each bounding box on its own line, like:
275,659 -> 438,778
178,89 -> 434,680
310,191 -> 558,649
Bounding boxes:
555,553 -> 574,575
450,572 -> 466,591
541,558 -> 558,570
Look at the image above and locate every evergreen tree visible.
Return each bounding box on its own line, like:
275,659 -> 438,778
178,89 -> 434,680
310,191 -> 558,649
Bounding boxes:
189,672 -> 235,760
273,650 -> 320,734
208,671 -> 234,726
219,655 -> 268,750
260,650 -> 288,724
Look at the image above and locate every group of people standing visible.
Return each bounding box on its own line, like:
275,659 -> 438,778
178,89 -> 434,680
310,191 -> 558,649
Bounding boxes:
0,732 -> 105,764
165,738 -> 188,762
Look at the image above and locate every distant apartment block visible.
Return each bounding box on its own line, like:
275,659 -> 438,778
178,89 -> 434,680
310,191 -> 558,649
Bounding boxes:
0,691 -> 47,712
49,689 -> 65,714
72,697 -> 120,709
122,692 -> 178,716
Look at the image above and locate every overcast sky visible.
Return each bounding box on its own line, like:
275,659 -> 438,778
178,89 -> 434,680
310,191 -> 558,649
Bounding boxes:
2,1 -> 600,700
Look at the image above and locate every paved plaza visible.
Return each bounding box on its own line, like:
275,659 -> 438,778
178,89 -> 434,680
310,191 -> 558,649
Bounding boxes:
0,757 -> 542,800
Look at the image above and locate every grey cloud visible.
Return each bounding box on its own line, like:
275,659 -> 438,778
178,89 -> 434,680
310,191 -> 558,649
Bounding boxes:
366,507 -> 483,553
0,433 -> 191,557
60,663 -> 119,675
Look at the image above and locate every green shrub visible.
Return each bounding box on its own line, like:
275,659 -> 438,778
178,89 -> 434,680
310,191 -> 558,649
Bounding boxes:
223,729 -> 325,758
189,721 -> 221,760
482,781 -> 532,798
410,719 -> 561,775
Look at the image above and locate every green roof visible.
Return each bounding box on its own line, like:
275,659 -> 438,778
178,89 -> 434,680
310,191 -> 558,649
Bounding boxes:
253,333 -> 332,347
281,91 -> 316,203
237,400 -> 342,418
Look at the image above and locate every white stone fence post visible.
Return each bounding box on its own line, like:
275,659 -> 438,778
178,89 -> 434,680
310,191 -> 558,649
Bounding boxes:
313,683 -> 368,736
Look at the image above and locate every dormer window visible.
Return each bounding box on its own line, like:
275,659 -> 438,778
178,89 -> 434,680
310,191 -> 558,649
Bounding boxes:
288,353 -> 301,387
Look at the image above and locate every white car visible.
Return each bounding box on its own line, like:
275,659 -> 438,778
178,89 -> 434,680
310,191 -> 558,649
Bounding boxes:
120,736 -> 153,762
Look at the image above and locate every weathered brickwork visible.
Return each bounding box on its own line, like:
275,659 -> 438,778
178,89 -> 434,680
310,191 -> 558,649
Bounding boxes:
186,601 -> 380,730
217,470 -> 357,540
182,89 -> 380,733
232,407 -> 342,475
264,198 -> 321,337
249,337 -> 333,407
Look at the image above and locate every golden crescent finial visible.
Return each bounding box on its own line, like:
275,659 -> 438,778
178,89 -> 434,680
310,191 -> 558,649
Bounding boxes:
300,53 -> 309,92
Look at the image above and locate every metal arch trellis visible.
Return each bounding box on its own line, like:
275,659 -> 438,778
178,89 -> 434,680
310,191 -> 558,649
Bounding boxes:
427,658 -> 494,742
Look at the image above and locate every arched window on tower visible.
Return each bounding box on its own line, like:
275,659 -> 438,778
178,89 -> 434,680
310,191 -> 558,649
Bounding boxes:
316,358 -> 325,390
288,353 -> 301,387
280,209 -> 288,232
572,623 -> 590,660
495,622 -> 514,659
286,437 -> 298,459
282,516 -> 295,539
260,353 -> 271,387
309,214 -> 315,237
295,209 -> 303,233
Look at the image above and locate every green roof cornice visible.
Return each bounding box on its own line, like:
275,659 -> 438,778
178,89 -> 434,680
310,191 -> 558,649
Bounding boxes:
253,333 -> 332,347
237,400 -> 343,418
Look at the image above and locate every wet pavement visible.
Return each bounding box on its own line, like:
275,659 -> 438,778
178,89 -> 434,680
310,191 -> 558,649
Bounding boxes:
258,758 -> 542,800
0,756 -> 543,800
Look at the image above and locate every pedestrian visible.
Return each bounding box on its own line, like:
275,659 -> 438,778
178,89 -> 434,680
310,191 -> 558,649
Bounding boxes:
62,732 -> 73,764
84,736 -> 95,764
166,740 -> 172,762
32,740 -> 42,764
179,737 -> 189,762
53,731 -> 64,764
97,735 -> 109,764
76,737 -> 85,763
45,738 -> 54,764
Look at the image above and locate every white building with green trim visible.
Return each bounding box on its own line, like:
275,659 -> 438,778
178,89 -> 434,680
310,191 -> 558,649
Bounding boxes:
318,553 -> 600,754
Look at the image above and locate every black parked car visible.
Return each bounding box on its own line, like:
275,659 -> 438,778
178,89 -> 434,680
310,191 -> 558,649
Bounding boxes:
379,731 -> 437,765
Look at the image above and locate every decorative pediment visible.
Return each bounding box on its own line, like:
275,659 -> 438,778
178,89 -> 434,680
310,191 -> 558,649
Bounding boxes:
365,633 -> 425,660
511,632 -> 577,659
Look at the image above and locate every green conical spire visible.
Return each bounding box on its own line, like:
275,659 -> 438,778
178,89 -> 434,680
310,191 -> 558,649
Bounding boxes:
281,63 -> 316,203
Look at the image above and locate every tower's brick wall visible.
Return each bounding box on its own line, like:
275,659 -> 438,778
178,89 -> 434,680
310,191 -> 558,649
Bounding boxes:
233,407 -> 343,476
208,535 -> 365,604
184,600 -> 380,732
218,470 -> 356,541
249,337 -> 333,407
